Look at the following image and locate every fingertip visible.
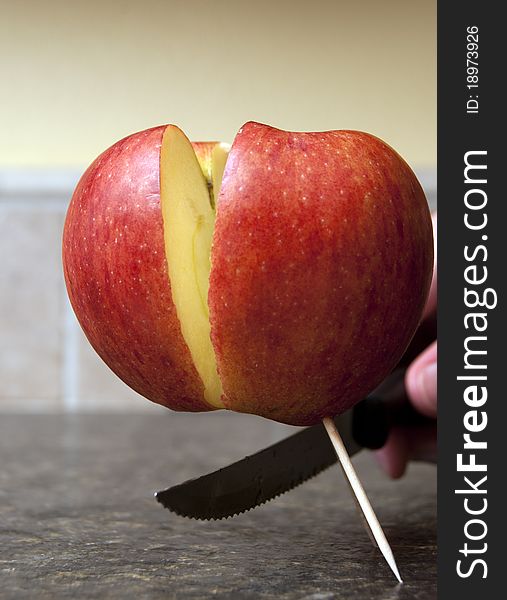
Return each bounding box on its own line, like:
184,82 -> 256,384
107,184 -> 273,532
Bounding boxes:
406,360 -> 437,418
374,429 -> 409,479
406,341 -> 438,418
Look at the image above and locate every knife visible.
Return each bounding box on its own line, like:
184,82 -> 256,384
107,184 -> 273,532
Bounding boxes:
155,368 -> 434,521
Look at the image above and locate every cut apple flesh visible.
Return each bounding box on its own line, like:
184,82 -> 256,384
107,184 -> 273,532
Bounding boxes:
160,127 -> 229,408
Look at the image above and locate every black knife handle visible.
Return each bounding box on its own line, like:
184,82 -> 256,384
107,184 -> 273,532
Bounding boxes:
351,368 -> 435,451
352,312 -> 437,454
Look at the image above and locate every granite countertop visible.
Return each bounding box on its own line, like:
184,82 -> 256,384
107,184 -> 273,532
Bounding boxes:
0,412 -> 436,599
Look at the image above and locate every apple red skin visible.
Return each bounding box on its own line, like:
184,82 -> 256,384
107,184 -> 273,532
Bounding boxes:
62,126 -> 211,412
210,122 -> 433,426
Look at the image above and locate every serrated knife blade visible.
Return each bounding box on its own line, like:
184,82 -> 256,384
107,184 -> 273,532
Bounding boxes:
155,324 -> 436,521
155,409 -> 362,520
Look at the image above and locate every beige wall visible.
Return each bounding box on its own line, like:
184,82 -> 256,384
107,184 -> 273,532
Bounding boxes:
1,0 -> 436,168
0,0 -> 436,412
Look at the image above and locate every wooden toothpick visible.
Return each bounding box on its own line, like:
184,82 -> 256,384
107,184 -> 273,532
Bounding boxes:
322,417 -> 402,583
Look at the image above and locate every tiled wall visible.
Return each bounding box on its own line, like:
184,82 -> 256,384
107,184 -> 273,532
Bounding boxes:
0,170 -> 436,413
0,171 -> 157,413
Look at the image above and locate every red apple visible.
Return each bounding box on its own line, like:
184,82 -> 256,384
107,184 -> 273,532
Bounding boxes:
210,122 -> 433,425
63,122 -> 433,426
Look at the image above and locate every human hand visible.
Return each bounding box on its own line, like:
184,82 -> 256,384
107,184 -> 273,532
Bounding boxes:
375,212 -> 437,478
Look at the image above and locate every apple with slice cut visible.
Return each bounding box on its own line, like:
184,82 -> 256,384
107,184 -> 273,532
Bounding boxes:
62,122 -> 433,426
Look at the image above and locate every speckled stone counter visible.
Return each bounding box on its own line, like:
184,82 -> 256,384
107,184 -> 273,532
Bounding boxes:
0,412 -> 436,599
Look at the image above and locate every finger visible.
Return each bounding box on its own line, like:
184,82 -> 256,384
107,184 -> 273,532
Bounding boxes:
405,340 -> 438,418
374,427 -> 409,479
374,423 -> 437,479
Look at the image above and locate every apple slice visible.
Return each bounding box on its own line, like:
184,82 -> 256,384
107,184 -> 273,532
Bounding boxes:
160,127 -> 229,408
62,126 -> 214,414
